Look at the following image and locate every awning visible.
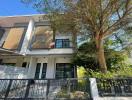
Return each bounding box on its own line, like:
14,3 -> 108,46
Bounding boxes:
0,48 -> 22,56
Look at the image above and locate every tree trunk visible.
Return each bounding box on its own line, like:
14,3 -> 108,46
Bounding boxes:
96,37 -> 107,73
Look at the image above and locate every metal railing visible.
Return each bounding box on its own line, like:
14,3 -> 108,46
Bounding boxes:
96,78 -> 132,97
0,78 -> 92,100
0,78 -> 131,99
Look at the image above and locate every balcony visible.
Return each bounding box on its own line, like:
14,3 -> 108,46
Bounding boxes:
28,38 -> 74,55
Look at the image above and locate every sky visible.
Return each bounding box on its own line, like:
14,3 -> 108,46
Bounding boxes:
0,0 -> 39,16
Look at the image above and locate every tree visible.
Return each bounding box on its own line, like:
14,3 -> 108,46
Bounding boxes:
76,0 -> 132,73
72,41 -> 126,71
22,0 -> 132,73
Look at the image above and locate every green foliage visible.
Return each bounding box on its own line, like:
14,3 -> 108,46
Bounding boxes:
77,66 -> 132,78
105,49 -> 126,70
77,67 -> 87,78
72,42 -> 126,70
56,90 -> 70,99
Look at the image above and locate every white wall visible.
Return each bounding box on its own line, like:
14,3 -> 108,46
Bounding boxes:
28,57 -> 37,78
46,56 -> 71,79
37,57 -> 48,63
2,58 -> 17,63
55,57 -> 71,63
27,48 -> 74,55
20,19 -> 34,55
1,56 -> 72,79
27,56 -> 71,79
46,56 -> 55,78
2,57 -> 30,67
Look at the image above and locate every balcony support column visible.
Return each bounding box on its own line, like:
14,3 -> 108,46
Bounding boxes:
27,57 -> 37,78
46,56 -> 55,79
20,19 -> 34,55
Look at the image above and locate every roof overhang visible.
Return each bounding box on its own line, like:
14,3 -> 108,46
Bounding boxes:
0,48 -> 23,56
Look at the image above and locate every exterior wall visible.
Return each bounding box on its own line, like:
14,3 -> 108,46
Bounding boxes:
55,57 -> 71,63
46,56 -> 55,78
1,57 -> 30,67
27,56 -> 72,79
1,56 -> 72,79
28,57 -> 37,78
20,19 -> 34,55
15,57 -> 24,67
26,48 -> 74,55
2,58 -> 17,64
0,15 -> 74,79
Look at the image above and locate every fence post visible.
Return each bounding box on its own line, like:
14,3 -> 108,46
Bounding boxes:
67,79 -> 71,96
5,80 -> 13,99
25,80 -> 31,98
46,80 -> 50,100
89,78 -> 99,100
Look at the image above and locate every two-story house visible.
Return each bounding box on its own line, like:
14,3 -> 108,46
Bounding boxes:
0,14 -> 76,79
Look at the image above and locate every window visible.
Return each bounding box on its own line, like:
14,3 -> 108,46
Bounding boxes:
31,26 -> 53,49
2,28 -> 25,50
35,63 -> 41,79
35,63 -> 47,79
56,63 -> 74,79
22,62 -> 27,68
41,63 -> 47,79
55,39 -> 70,48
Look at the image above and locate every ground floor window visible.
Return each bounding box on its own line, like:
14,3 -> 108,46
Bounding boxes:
22,62 -> 27,68
56,63 -> 74,79
35,63 -> 47,79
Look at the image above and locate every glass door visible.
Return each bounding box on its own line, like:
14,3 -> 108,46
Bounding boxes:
35,63 -> 47,79
35,63 -> 41,79
41,63 -> 47,79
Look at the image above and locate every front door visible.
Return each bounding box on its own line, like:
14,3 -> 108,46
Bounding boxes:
35,63 -> 47,79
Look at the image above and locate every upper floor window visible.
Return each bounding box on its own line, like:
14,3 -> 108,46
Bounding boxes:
2,27 -> 25,50
55,39 -> 70,48
31,26 -> 53,49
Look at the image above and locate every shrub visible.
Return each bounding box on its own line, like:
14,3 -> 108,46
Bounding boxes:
77,66 -> 132,78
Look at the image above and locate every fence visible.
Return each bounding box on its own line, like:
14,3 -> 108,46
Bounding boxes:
0,78 -> 92,100
0,78 -> 132,100
96,78 -> 132,97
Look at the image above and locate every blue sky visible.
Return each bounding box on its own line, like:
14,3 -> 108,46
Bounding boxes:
0,0 -> 39,16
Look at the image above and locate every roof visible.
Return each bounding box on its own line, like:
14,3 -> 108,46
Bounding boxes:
0,14 -> 47,27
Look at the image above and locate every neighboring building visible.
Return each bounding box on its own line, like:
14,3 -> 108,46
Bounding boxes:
0,14 -> 76,79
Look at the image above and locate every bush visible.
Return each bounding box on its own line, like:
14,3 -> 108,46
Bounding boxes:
77,66 -> 132,78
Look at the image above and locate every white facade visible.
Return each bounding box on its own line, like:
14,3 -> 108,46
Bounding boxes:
0,15 -> 75,79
